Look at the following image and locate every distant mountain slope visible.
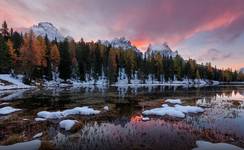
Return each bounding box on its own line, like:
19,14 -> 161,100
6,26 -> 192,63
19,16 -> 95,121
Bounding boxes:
240,68 -> 244,74
99,37 -> 141,54
31,22 -> 64,42
145,43 -> 178,58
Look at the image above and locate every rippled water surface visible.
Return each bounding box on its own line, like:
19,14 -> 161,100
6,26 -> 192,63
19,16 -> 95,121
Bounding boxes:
1,85 -> 244,150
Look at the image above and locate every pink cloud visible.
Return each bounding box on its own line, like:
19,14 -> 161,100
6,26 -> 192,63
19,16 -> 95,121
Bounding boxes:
0,0 -> 244,69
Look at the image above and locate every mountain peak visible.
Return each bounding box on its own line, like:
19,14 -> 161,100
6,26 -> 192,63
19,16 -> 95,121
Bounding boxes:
31,22 -> 64,42
240,68 -> 244,74
146,42 -> 178,57
99,37 -> 141,53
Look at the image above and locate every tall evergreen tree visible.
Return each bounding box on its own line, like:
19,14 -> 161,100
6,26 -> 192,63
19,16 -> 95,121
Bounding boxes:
11,32 -> 23,56
44,35 -> 52,80
0,35 -> 12,73
59,39 -> 72,81
0,21 -> 9,41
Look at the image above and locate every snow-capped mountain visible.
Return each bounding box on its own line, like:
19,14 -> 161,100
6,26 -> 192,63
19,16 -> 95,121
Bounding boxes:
99,37 -> 141,53
145,43 -> 178,58
240,68 -> 244,74
31,22 -> 64,42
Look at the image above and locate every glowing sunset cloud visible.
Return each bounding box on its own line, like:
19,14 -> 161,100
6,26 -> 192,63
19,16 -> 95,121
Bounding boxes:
0,0 -> 243,70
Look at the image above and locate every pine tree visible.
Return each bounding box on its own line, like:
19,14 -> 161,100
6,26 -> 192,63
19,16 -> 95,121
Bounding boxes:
11,32 -> 23,56
59,39 -> 72,81
0,21 -> 9,41
44,35 -> 52,80
94,43 -> 102,80
0,35 -> 12,73
69,39 -> 79,79
108,48 -> 118,83
76,39 -> 85,80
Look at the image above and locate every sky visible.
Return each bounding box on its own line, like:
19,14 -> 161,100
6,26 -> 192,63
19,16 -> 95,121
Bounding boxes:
0,0 -> 244,70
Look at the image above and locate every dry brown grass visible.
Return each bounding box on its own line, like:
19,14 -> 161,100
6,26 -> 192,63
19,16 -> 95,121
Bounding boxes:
39,141 -> 57,150
3,134 -> 24,145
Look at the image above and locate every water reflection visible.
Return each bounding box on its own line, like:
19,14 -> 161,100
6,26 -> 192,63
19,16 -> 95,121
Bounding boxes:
55,119 -> 199,150
0,85 -> 244,149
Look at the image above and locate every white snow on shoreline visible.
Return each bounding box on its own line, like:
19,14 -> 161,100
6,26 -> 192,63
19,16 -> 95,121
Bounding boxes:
0,106 -> 21,115
143,103 -> 204,118
37,106 -> 100,119
0,140 -> 41,150
59,119 -> 78,131
0,73 -> 221,91
165,99 -> 182,104
0,74 -> 34,90
193,140 -> 244,150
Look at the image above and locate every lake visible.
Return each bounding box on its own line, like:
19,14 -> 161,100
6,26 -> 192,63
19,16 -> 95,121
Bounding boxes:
0,85 -> 244,150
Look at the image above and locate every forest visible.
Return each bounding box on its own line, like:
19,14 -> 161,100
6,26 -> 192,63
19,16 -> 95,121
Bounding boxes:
1,21 -> 244,85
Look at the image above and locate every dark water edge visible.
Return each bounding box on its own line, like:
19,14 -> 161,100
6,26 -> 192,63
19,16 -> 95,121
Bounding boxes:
0,85 -> 244,150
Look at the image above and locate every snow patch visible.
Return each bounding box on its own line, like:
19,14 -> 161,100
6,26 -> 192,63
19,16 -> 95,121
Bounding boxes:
37,106 -> 100,119
37,111 -> 63,119
0,106 -> 21,115
142,104 -> 204,118
143,107 -> 185,118
175,105 -> 204,113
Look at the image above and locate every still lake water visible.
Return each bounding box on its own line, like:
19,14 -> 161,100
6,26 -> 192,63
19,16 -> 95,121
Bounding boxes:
0,85 -> 244,150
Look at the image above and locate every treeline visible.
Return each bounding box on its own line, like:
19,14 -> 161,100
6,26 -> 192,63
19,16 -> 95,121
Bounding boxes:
0,21 -> 243,84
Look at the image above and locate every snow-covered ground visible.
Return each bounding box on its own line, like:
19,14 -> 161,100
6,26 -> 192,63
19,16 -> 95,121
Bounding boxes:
37,106 -> 100,119
193,140 -> 244,150
0,140 -> 41,150
143,99 -> 204,118
0,74 -> 34,90
0,72 -> 220,91
113,70 -> 219,87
